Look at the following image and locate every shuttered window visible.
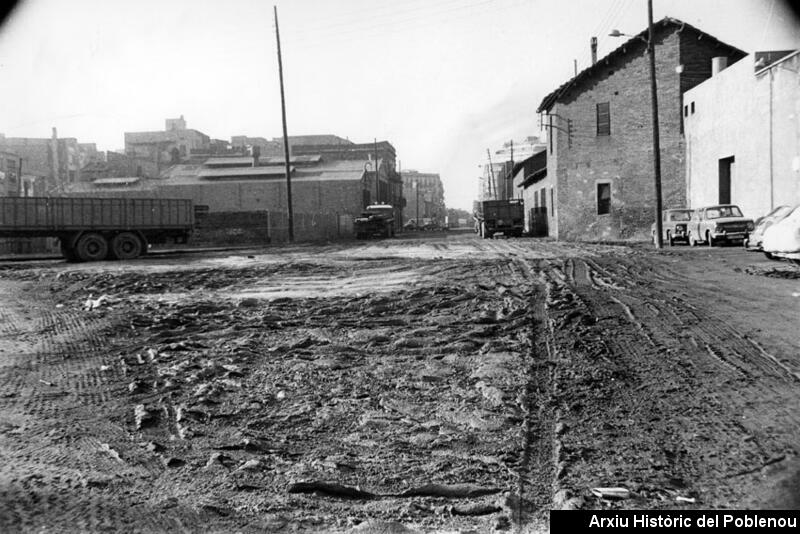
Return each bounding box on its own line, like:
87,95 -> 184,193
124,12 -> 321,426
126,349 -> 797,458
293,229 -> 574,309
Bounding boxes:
596,102 -> 610,136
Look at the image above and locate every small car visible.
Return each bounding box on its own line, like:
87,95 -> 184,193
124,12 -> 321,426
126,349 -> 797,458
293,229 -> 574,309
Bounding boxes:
762,204 -> 800,263
652,208 -> 693,246
744,205 -> 792,251
688,204 -> 754,247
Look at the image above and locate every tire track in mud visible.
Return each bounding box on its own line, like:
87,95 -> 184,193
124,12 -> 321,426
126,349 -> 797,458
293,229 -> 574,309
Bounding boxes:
0,280 -> 168,533
542,254 -> 800,508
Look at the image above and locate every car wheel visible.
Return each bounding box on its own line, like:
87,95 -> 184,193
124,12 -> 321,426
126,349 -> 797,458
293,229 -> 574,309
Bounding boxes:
689,232 -> 696,247
706,232 -> 714,247
667,232 -> 674,247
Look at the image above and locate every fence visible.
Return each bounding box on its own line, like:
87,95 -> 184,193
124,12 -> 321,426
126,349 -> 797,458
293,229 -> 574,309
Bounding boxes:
191,210 -> 355,246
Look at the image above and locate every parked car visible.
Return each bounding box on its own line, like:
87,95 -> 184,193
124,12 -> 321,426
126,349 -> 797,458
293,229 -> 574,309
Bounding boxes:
762,204 -> 800,263
688,204 -> 754,247
744,205 -> 792,251
652,208 -> 693,245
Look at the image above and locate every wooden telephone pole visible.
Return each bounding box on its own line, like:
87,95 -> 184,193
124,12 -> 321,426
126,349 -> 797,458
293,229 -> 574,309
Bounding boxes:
274,5 -> 293,242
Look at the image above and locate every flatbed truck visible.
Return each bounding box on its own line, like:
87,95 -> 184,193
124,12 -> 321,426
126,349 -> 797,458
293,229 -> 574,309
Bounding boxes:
0,197 -> 194,261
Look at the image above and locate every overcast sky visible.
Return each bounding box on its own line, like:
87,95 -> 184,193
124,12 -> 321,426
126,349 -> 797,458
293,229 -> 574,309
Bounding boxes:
0,0 -> 798,210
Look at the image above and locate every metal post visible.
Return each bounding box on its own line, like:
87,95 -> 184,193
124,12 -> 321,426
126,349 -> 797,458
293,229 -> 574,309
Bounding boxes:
374,138 -> 379,203
648,0 -> 664,249
274,5 -> 293,242
415,181 -> 420,229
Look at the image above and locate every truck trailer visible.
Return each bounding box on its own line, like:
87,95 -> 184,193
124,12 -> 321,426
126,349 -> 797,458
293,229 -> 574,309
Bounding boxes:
473,199 -> 524,239
0,197 -> 194,261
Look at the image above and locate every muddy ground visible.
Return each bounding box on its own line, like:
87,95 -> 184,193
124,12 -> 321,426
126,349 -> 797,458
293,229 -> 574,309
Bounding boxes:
0,232 -> 798,533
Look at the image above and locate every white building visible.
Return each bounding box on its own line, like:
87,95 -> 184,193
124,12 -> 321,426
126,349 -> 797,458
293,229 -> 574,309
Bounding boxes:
684,50 -> 800,220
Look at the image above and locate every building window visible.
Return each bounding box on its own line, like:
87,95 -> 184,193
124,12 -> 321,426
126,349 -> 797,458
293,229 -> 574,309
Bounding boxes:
684,105 -> 688,117
691,102 -> 695,114
596,102 -> 610,136
597,182 -> 611,215
540,187 -> 547,211
550,188 -> 554,216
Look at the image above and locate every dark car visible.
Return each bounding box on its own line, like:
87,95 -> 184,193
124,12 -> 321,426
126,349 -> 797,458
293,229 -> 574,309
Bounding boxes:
354,204 -> 395,239
652,208 -> 694,246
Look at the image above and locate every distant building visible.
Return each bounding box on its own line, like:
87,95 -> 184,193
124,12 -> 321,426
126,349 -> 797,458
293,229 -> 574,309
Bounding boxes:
63,136 -> 405,242
478,136 -> 546,202
512,150 -> 549,235
537,18 -> 746,240
402,170 -> 445,225
124,116 -> 210,177
684,50 -> 800,219
0,151 -> 22,196
0,128 -> 92,191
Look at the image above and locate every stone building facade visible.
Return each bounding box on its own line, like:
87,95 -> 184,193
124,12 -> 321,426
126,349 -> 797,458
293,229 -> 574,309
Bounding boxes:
401,170 -> 445,225
537,18 -> 746,240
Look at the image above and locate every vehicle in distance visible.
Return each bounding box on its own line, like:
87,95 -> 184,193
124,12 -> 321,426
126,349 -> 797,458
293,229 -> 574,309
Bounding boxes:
688,204 -> 754,247
473,199 -> 524,239
652,208 -> 693,246
354,204 -> 395,239
744,205 -> 792,252
762,204 -> 800,264
0,196 -> 194,262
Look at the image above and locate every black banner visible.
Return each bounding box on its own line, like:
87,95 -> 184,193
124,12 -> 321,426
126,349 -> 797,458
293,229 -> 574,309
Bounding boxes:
551,510 -> 799,533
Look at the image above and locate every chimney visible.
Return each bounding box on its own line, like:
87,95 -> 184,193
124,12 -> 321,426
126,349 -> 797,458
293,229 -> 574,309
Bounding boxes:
711,56 -> 728,76
591,36 -> 598,65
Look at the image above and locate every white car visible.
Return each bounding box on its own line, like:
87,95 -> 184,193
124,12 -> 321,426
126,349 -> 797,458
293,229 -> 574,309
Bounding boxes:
762,204 -> 800,264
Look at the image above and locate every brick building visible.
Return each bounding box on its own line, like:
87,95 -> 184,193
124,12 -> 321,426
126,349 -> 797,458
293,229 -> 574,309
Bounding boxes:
401,170 -> 445,225
537,18 -> 746,240
124,116 -> 211,177
684,50 -> 800,219
63,138 -> 405,243
0,129 -> 97,192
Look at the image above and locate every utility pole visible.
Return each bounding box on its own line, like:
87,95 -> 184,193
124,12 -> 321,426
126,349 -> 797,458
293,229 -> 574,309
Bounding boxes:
274,5 -> 293,242
647,0 -> 663,249
415,179 -> 420,228
486,149 -> 497,200
374,138 -> 379,203
509,139 -> 514,200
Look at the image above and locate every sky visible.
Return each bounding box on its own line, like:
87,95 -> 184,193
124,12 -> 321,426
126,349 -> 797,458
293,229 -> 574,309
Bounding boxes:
0,0 -> 798,211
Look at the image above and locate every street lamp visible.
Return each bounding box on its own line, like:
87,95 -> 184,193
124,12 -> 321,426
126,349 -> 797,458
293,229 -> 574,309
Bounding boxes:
609,0 -> 663,249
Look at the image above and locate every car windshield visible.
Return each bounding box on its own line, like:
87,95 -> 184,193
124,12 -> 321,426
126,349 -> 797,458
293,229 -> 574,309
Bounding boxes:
667,210 -> 692,221
706,206 -> 743,219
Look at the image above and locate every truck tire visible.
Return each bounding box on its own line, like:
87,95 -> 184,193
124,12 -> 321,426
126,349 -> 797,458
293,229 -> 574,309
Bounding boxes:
110,232 -> 143,260
706,231 -> 715,247
75,232 -> 109,262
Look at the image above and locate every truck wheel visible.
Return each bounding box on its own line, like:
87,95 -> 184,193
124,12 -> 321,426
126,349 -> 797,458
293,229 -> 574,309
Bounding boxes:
110,232 -> 143,260
75,232 -> 109,262
706,231 -> 715,247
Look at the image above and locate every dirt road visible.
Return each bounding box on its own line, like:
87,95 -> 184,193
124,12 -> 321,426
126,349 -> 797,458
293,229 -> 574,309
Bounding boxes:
0,233 -> 798,533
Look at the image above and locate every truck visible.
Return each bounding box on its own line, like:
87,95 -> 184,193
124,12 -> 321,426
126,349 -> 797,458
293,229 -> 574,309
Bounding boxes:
354,204 -> 395,239
473,199 -> 524,239
0,197 -> 194,261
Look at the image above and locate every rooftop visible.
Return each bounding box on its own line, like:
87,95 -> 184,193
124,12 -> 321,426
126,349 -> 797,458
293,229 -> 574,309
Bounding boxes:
537,17 -> 746,113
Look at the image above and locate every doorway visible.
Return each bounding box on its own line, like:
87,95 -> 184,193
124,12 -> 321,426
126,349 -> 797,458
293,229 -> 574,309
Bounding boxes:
718,156 -> 735,204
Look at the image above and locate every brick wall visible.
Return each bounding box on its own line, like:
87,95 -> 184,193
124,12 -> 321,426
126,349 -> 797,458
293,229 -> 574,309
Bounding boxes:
549,28 -> 744,241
